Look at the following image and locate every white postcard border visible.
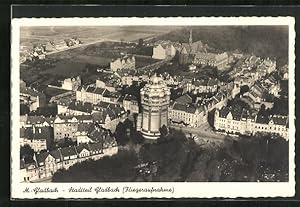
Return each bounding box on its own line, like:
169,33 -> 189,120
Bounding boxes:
11,17 -> 296,199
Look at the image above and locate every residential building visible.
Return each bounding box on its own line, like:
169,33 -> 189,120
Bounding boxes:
21,141 -> 118,182
20,115 -> 55,128
110,55 -> 135,72
96,80 -> 116,92
152,40 -> 181,60
193,52 -> 229,70
20,126 -> 54,152
20,87 -> 47,111
257,58 -> 276,78
67,101 -> 93,115
20,160 -> 39,182
57,98 -> 73,115
122,94 -> 139,114
198,90 -> 228,112
53,115 -> 93,141
33,50 -> 46,60
186,78 -> 219,94
76,85 -> 119,105
214,107 -> 289,140
75,122 -> 114,145
92,102 -> 127,132
61,76 -> 81,91
169,102 -> 207,127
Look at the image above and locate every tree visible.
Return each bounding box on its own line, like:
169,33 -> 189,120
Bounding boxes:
207,109 -> 215,127
20,104 -> 30,115
115,122 -> 129,146
20,144 -> 34,164
52,149 -> 139,182
240,85 -> 250,95
159,125 -> 169,138
56,137 -> 77,148
138,38 -> 144,47
172,50 -> 180,63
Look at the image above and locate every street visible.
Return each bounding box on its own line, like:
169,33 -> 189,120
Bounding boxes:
170,122 -> 227,144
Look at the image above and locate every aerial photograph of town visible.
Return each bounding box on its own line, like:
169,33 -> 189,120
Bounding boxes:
19,25 -> 289,183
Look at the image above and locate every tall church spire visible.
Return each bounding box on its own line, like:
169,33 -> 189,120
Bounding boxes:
189,28 -> 193,45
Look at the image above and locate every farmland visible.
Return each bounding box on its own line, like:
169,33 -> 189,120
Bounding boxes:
19,26 -> 178,89
20,26 -> 178,51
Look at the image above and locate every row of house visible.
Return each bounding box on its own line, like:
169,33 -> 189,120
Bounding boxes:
45,37 -> 81,52
168,90 -> 229,128
241,81 -> 276,110
76,85 -> 120,105
121,74 -> 150,86
20,115 -> 55,128
20,114 -> 114,149
196,90 -> 229,112
56,100 -> 127,134
185,78 -> 219,94
214,107 -> 289,140
20,141 -> 118,182
20,45 -> 46,63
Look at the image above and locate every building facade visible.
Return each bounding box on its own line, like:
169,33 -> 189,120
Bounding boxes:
21,142 -> 118,182
169,103 -> 207,128
152,43 -> 177,60
61,76 -> 81,91
214,107 -> 289,140
193,52 -> 229,70
20,87 -> 47,111
110,55 -> 135,72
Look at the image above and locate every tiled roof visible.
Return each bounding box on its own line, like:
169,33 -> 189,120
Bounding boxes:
172,103 -> 197,114
57,98 -> 72,106
76,143 -> 90,153
75,115 -> 93,121
50,149 -> 62,160
175,94 -> 193,104
77,123 -> 94,133
20,87 -> 44,97
123,94 -> 138,102
182,41 -> 206,54
21,126 -> 53,140
256,115 -> 269,124
91,112 -> 106,124
68,101 -> 93,113
36,151 -> 51,164
207,78 -> 218,86
88,142 -> 103,152
271,115 -> 288,126
60,146 -> 77,157
218,107 -> 230,118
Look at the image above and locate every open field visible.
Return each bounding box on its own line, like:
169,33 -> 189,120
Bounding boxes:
40,61 -> 86,77
20,26 -> 178,50
73,55 -> 111,66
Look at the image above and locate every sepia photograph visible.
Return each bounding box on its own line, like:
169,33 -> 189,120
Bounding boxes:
11,17 -> 295,198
